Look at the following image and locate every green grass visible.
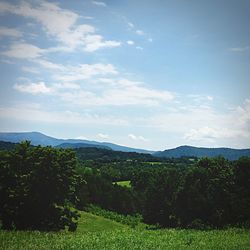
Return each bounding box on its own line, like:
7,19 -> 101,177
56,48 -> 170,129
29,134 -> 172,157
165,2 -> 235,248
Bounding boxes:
1,228 -> 250,250
1,212 -> 250,249
113,180 -> 131,188
85,205 -> 144,228
76,211 -> 127,233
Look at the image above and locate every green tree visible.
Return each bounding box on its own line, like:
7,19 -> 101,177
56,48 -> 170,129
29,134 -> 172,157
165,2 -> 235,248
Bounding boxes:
0,141 -> 80,231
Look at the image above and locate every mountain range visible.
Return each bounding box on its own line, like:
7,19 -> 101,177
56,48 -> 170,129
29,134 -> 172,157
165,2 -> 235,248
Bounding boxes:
0,132 -> 250,160
0,132 -> 153,154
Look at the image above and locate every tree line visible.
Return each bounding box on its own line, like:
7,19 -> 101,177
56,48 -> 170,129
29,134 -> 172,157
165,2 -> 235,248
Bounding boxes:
0,142 -> 249,231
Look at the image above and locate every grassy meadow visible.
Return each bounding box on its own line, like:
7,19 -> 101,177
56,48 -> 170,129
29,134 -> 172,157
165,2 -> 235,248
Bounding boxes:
1,211 -> 250,250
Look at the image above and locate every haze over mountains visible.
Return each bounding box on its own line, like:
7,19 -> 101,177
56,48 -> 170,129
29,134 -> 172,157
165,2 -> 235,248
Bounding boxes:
0,132 -> 153,154
0,132 -> 250,160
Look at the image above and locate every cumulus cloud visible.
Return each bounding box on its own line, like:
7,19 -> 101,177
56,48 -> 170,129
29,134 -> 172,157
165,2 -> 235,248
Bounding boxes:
127,40 -> 134,45
97,133 -> 109,139
148,99 -> 250,146
128,134 -> 148,142
0,1 -> 120,52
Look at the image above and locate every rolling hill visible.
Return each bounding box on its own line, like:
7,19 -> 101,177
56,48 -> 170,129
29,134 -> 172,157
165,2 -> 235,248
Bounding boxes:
0,132 -> 153,154
1,132 -> 250,160
154,145 -> 250,160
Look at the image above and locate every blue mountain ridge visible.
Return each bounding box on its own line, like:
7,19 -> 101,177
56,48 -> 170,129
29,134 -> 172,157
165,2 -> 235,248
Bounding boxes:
0,132 -> 250,160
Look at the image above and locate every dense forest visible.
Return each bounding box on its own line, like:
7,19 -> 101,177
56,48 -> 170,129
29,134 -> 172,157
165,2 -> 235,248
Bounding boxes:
0,142 -> 249,231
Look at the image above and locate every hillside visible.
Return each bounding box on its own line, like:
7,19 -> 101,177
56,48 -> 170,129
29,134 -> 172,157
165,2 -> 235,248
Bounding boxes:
155,145 -> 250,160
0,132 -> 153,154
56,142 -> 111,150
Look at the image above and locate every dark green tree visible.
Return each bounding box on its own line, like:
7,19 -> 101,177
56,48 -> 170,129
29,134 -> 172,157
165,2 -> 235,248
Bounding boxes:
0,141 -> 80,231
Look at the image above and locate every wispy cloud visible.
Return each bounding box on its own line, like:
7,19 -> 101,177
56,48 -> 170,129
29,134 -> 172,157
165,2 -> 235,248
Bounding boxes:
0,26 -> 22,38
13,82 -> 51,95
2,42 -> 45,59
0,105 -> 128,126
229,46 -> 250,52
136,30 -> 144,36
92,1 -> 107,7
54,63 -> 118,82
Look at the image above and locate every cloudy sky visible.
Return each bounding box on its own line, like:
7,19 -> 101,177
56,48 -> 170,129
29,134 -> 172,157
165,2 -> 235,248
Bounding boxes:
0,0 -> 250,150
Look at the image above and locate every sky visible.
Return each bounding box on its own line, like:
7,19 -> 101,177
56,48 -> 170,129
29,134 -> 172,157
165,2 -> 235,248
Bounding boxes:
0,0 -> 250,150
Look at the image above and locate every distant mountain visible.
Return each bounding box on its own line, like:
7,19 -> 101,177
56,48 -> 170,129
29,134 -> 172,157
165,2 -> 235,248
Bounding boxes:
154,145 -> 250,160
74,147 -> 157,162
56,142 -> 111,150
0,132 -> 153,154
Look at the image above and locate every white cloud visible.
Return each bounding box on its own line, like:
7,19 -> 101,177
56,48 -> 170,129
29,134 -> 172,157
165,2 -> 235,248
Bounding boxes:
92,1 -> 107,7
136,30 -> 144,36
148,99 -> 250,146
2,43 -> 44,59
0,26 -> 22,38
136,46 -> 143,50
127,40 -> 134,45
83,35 -> 121,52
21,66 -> 39,74
57,77 -> 174,107
187,94 -> 214,104
128,134 -> 137,140
75,135 -> 88,140
54,82 -> 80,90
97,133 -> 109,139
229,46 -> 250,52
184,126 -> 220,142
128,134 -> 148,142
12,76 -> 170,108
128,22 -> 134,28
0,1 -> 120,52
55,63 -> 118,82
34,59 -> 65,70
13,82 -> 51,95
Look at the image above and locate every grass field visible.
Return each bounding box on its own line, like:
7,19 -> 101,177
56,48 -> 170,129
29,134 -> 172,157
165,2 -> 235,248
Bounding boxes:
76,211 -> 127,233
113,180 -> 131,188
1,211 -> 250,250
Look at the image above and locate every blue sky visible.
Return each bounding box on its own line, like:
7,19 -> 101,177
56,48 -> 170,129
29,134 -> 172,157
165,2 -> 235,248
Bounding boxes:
0,0 -> 250,150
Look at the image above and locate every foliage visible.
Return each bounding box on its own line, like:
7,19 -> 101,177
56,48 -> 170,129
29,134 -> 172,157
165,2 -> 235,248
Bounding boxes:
131,157 -> 250,228
0,141 -> 80,231
76,168 -> 138,215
